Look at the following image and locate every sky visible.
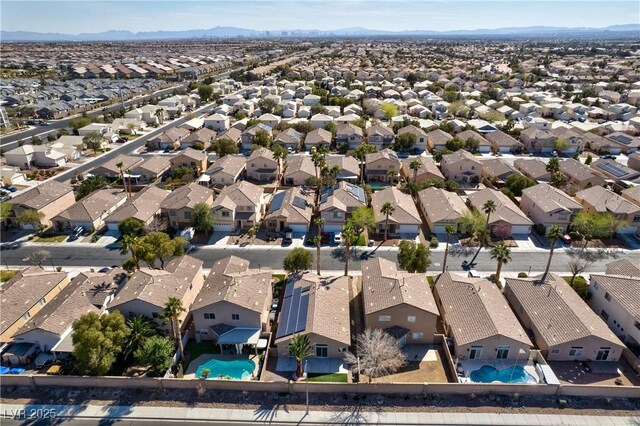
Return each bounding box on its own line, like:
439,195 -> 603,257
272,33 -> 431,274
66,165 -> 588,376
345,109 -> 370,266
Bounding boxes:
1,1 -> 638,34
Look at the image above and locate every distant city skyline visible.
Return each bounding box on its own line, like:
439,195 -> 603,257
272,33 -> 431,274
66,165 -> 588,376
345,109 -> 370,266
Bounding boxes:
1,1 -> 638,34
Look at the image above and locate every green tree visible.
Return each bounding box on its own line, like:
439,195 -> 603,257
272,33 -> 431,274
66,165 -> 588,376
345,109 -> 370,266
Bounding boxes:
351,144 -> 378,183
0,202 -> 13,221
490,243 -> 511,282
120,234 -> 144,270
82,131 -> 104,154
409,159 -> 422,183
197,84 -> 214,102
258,98 -> 278,114
546,157 -> 560,174
140,232 -> 188,269
396,133 -> 416,151
123,315 -> 157,359
380,104 -> 398,120
482,200 -> 497,228
554,139 -> 570,154
571,212 -> 620,248
397,240 -> 432,273
253,129 -> 272,148
134,336 -> 175,376
550,171 -> 568,188
442,225 -> 457,273
314,217 -> 324,276
380,202 -> 395,241
161,297 -> 186,363
543,225 -> 564,280
76,175 -> 107,200
271,144 -> 288,179
69,116 -> 91,131
16,209 -> 45,234
283,247 -> 313,274
505,174 -> 536,197
350,206 -> 376,238
118,217 -> 144,237
72,311 -> 130,376
191,202 -> 215,235
585,154 -> 593,165
288,334 -> 312,379
341,221 -> 357,276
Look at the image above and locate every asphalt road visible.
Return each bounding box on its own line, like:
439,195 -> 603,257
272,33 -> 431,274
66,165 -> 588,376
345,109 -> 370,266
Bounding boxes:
2,243 -> 637,274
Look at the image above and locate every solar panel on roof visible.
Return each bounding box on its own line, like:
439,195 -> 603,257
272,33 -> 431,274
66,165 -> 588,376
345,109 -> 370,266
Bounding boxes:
276,281 -> 310,338
283,280 -> 294,298
292,196 -> 308,209
597,162 -> 627,178
296,294 -> 309,333
610,134 -> 631,145
268,192 -> 285,213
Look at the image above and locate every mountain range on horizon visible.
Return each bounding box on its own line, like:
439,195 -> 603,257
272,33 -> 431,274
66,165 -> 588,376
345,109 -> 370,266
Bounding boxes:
1,24 -> 639,42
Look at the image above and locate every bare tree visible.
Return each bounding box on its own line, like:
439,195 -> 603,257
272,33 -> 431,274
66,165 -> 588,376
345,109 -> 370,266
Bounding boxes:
145,215 -> 169,234
568,259 -> 590,285
345,329 -> 407,383
26,249 -> 52,268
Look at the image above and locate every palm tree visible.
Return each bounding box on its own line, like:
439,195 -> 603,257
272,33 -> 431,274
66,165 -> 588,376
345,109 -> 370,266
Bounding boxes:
116,161 -> 130,199
482,200 -> 497,229
155,108 -> 164,125
288,334 -> 312,379
543,225 -> 564,279
161,297 -> 186,363
442,225 -> 457,273
387,168 -> 398,186
314,217 -> 324,276
490,243 -> 511,283
123,315 -> 157,359
409,159 -> 422,183
380,202 -> 395,241
341,221 -> 357,276
120,235 -> 142,269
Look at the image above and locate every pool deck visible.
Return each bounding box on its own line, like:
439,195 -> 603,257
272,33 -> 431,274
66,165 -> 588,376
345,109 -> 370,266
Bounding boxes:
457,359 -> 540,384
184,354 -> 260,380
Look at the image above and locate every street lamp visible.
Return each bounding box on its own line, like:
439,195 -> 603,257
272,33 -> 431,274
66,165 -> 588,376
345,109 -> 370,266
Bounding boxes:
302,360 -> 309,414
528,265 -> 532,276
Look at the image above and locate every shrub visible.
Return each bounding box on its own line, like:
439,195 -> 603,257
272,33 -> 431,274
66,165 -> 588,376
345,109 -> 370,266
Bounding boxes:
569,231 -> 583,241
534,224 -> 545,236
429,236 -> 439,248
488,274 -> 497,282
518,272 -> 528,278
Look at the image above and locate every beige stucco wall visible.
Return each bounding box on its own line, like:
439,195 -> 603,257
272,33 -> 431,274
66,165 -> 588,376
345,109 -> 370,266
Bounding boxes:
441,159 -> 481,182
276,332 -> 349,358
519,195 -> 578,231
365,304 -> 438,344
454,336 -> 531,362
13,190 -> 76,229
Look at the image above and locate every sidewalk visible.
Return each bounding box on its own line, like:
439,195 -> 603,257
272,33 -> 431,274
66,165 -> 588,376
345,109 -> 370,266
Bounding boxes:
0,403 -> 637,425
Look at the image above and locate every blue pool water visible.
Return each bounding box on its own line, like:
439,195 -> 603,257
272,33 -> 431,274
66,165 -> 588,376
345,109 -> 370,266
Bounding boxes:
195,359 -> 255,380
470,365 -> 537,384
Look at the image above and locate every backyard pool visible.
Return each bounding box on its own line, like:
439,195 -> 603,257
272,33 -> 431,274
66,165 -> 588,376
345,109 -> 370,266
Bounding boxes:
195,358 -> 255,380
470,365 -> 537,384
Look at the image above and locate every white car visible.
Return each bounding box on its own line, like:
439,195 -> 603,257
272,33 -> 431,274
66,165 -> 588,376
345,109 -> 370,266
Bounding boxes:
334,234 -> 342,244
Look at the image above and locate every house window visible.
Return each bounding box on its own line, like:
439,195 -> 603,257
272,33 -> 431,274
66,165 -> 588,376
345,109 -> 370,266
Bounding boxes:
232,314 -> 240,321
634,321 -> 640,331
569,347 -> 583,357
38,297 -> 46,306
204,313 -> 215,320
605,292 -> 611,301
601,310 -> 609,321
496,346 -> 510,360
334,211 -> 343,218
412,332 -> 423,340
221,211 -> 230,217
593,282 -> 599,290
378,315 -> 391,322
633,216 -> 640,222
407,316 -> 416,323
152,312 -> 159,319
469,346 -> 482,359
184,211 -> 191,219
22,312 -> 30,321
316,344 -> 328,358
170,211 -> 176,216
550,349 -> 560,354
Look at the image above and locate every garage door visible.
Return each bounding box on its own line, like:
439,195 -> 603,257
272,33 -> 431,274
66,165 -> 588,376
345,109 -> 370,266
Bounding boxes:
323,224 -> 342,232
289,224 -> 308,233
215,223 -> 234,232
399,225 -> 420,234
511,225 -> 531,235
106,222 -> 119,231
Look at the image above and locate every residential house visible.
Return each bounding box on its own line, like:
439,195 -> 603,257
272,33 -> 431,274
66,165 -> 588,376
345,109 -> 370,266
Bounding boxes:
514,158 -> 551,182
128,156 -> 171,184
310,113 -> 333,129
319,182 -> 367,232
335,124 -> 363,150
367,123 -> 395,149
559,159 -> 606,189
504,274 -> 625,362
265,187 -> 314,233
575,186 -> 640,234
520,184 -> 582,232
582,132 -> 620,155
457,130 -> 492,153
371,187 -> 421,235
0,267 -> 69,345
104,186 -> 169,231
214,127 -> 242,147
325,155 -> 360,184
109,256 -> 204,334
203,113 -> 230,132
604,132 -> 640,154
434,272 -> 532,361
4,145 -> 67,169
200,154 -> 246,189
148,127 -> 190,150
304,128 -> 332,150
605,258 -> 640,277
241,124 -> 272,151
259,113 -> 281,129
627,152 -> 640,172
212,181 -> 264,232
170,148 -> 208,177
361,257 -> 439,345
90,155 -> 143,180
440,150 -> 482,184
365,149 -> 401,183
484,130 -> 523,153
400,156 -> 444,184
591,159 -> 640,183
111,118 -> 145,135
246,147 -> 279,182
481,159 -> 522,184
160,183 -> 214,229
417,187 -> 468,235
520,128 -> 558,154
8,180 -> 75,229
0,166 -> 26,186
77,123 -> 111,137
397,125 -> 428,152
283,155 -> 315,186
275,273 -> 351,359
180,127 -> 216,150
191,256 -> 272,349
468,188 -> 533,236
274,128 -> 303,151
52,188 -> 127,231
589,272 -> 640,348
426,129 -> 453,151
621,185 -> 640,212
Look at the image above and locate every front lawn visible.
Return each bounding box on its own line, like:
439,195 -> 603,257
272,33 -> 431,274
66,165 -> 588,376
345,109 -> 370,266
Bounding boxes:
307,373 -> 348,383
34,234 -> 68,243
1,270 -> 19,282
273,274 -> 286,298
185,339 -> 220,362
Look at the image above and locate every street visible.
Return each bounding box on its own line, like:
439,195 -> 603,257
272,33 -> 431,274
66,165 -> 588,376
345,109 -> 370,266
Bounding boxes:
2,242 -> 637,274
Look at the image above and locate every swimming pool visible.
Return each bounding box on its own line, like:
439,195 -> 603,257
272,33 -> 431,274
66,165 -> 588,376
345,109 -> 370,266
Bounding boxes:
469,365 -> 537,384
195,358 -> 255,380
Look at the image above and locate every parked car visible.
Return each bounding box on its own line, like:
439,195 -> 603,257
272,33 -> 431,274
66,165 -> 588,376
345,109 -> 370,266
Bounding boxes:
97,267 -> 110,273
68,227 -> 84,241
2,186 -> 17,193
321,232 -> 329,244
26,119 -> 37,125
116,138 -> 127,143
562,234 -> 572,245
283,231 -> 292,244
334,233 -> 342,244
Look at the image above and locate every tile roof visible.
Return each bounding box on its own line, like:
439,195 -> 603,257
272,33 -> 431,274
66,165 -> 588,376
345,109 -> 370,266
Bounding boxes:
576,186 -> 640,215
319,181 -> 366,212
590,274 -> 640,320
504,274 -> 624,348
418,187 -> 468,224
468,188 -> 533,227
513,158 -> 551,181
9,181 -> 73,210
361,258 -> 439,316
605,259 -> 640,277
401,156 -> 444,180
435,272 -> 532,347
161,182 -> 213,210
192,256 -> 271,312
55,188 -> 126,222
105,186 -> 169,224
266,187 -> 313,225
522,184 -> 582,213
213,180 -> 263,210
371,187 -> 420,226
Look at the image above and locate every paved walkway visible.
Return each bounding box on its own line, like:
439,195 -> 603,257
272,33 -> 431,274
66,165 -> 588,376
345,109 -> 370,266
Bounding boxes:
1,403 -> 637,425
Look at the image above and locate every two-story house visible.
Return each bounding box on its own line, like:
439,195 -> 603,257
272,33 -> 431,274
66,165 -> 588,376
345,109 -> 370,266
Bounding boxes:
246,147 -> 279,182
212,181 -> 264,232
520,184 -> 583,232
364,148 -> 401,183
319,182 -> 367,233
160,183 -> 214,229
366,123 -> 395,149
